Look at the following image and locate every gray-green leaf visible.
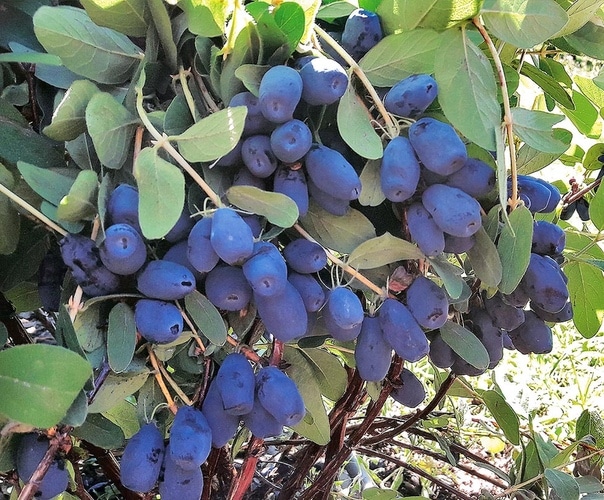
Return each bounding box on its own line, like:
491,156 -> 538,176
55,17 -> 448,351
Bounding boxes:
226,185 -> 299,228
33,6 -> 143,84
348,232 -> 424,269
511,107 -> 568,154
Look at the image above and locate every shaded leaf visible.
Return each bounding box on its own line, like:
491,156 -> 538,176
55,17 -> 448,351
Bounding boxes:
0,164 -> 19,255
480,389 -> 520,445
0,52 -> 61,65
590,177 -> 604,230
348,232 -> 424,269
516,129 -> 573,175
429,255 -> 465,300
88,359 -> 149,413
497,205 -> 533,295
147,0 -> 178,71
481,0 -> 568,49
43,80 -> 100,141
103,399 -> 140,439
565,261 -> 604,338
466,227 -> 502,288
562,20 -> 604,60
55,305 -> 88,359
359,29 -> 441,87
163,94 -> 195,136
511,107 -> 568,154
296,347 -> 348,402
544,469 -> 580,500
172,106 -> 247,162
184,290 -> 227,346
219,23 -> 260,103
17,161 -> 76,207
0,344 -> 92,428
226,185 -> 299,228
300,201 -> 376,254
337,78 -> 383,160
358,159 -> 386,207
107,302 -> 136,373
72,413 -> 125,449
57,169 -> 98,222
86,92 -> 138,169
234,64 -> 269,95
440,320 -> 489,370
435,28 -> 500,151
33,6 -> 142,84
518,62 -> 574,110
317,1 -> 357,21
284,346 -> 331,445
80,0 -> 149,37
133,147 -> 185,239
61,389 -> 88,427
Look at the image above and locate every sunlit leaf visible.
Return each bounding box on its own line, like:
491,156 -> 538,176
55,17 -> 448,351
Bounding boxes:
33,6 -> 143,84
497,205 -> 533,295
133,147 -> 185,240
348,232 -> 424,269
184,290 -> 227,346
80,0 -> 149,37
440,321 -> 489,370
226,185 -> 299,228
565,261 -> 604,338
107,302 -> 136,373
57,169 -> 98,222
466,228 -> 502,288
480,389 -> 520,445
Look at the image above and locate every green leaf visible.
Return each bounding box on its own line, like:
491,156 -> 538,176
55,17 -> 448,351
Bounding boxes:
562,20 -> 604,60
80,0 -> 149,37
555,0 -> 604,37
61,389 -> 88,427
362,488 -> 410,500
300,201 -> 376,254
33,6 -> 143,84
218,23 -> 260,103
565,261 -> 604,338
107,302 -> 136,373
146,0 -> 178,71
549,441 -> 582,469
434,28 -> 500,151
511,108 -> 568,154
560,90 -> 602,139
43,80 -> 100,141
17,161 -> 76,206
133,147 -> 185,239
497,206 -> 533,295
337,78 -> 383,160
377,0 -> 437,33
516,129 -> 573,175
72,413 -> 125,449
184,290 -> 227,346
348,232 -> 424,269
55,305 -> 88,359
172,106 -> 247,162
575,74 -> 604,109
0,164 -> 19,255
88,359 -> 149,413
163,94 -> 195,136
234,64 -> 269,96
590,179 -> 604,230
0,344 -> 92,428
429,255 -> 465,299
419,0 -> 482,30
0,229 -> 48,293
247,2 -> 290,64
481,0 -> 568,49
576,409 -> 604,448
178,0 -> 227,37
226,185 -> 299,228
358,159 -> 386,207
73,301 -> 105,352
103,399 -> 140,439
359,29 -> 441,87
440,320 -> 489,370
86,92 -> 138,169
57,169 -> 98,222
480,389 -> 520,445
295,347 -> 348,402
274,2 -> 306,51
317,1 -> 357,21
466,227 -> 502,289
518,62 -> 574,110
284,347 -> 331,445
0,52 -> 62,65
544,469 -> 580,500
0,323 -> 7,347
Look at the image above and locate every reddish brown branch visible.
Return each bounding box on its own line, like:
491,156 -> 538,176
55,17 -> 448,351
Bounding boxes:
227,437 -> 264,500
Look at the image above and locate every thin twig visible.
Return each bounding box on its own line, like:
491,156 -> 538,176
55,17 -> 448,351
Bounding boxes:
147,345 -> 178,414
157,361 -> 193,406
472,17 -> 518,211
563,178 -> 602,205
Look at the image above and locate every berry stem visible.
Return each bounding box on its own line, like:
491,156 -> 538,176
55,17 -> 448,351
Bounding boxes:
178,66 -> 200,122
147,345 -> 178,414
293,223 -> 386,297
472,17 -> 519,211
156,359 -> 193,406
313,25 -> 400,139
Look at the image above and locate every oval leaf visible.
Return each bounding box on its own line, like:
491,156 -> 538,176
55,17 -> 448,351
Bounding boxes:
466,227 -> 503,289
565,261 -> 604,338
72,413 -> 125,449
172,106 -> 247,163
226,185 -> 299,228
17,161 -> 75,206
295,347 -> 348,402
358,159 -> 386,207
497,205 -> 533,295
80,0 -> 149,37
86,92 -> 138,169
184,290 -> 227,346
359,29 -> 441,87
337,79 -> 383,160
544,469 -> 580,500
0,344 -> 92,428
440,320 -> 489,370
348,232 -> 424,269
43,79 -> 100,141
481,0 -> 568,49
434,28 -> 500,151
429,255 -> 465,300
480,389 -> 520,445
88,361 -> 149,413
134,147 -> 185,240
57,169 -> 99,222
511,107 -> 568,154
33,6 -> 142,84
300,201 -> 376,254
107,302 -> 136,373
